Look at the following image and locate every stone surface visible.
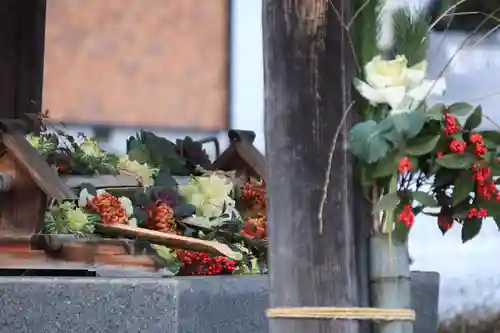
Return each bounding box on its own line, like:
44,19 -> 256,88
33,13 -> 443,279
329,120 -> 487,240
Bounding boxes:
411,271 -> 440,333
0,272 -> 438,333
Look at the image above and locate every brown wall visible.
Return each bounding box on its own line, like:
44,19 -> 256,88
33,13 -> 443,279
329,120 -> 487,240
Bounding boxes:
42,0 -> 230,130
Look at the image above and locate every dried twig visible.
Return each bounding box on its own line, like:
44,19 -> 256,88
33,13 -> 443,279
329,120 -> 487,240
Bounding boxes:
317,102 -> 355,234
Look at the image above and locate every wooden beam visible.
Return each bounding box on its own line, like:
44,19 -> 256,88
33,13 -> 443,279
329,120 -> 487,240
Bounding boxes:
263,1 -> 369,333
0,0 -> 46,131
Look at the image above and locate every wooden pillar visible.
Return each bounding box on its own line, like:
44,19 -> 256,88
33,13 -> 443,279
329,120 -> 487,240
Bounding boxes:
0,0 -> 46,131
263,1 -> 369,333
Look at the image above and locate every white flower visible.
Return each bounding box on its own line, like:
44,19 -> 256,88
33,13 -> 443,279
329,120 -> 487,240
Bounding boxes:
77,188 -> 107,208
180,174 -> 236,219
127,217 -> 138,228
117,155 -> 158,187
118,196 -> 134,216
79,138 -> 105,158
354,55 -> 446,114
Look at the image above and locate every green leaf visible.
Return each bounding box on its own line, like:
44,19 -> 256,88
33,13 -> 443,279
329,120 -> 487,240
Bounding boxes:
493,216 -> 500,231
413,191 -> 438,207
436,153 -> 476,169
128,146 -> 150,164
390,112 -> 425,139
426,103 -> 445,120
133,191 -> 150,206
133,207 -> 148,224
154,172 -> 178,188
479,130 -> 500,145
451,170 -> 474,206
374,193 -> 400,212
79,183 -> 97,195
173,204 -> 196,219
406,135 -> 440,156
477,199 -> 500,216
464,105 -> 482,130
371,153 -> 398,178
349,120 -> 391,163
461,218 -> 482,243
393,220 -> 411,243
448,102 -> 473,117
151,245 -> 181,275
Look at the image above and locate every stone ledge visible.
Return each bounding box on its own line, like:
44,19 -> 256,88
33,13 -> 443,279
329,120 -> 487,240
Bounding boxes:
0,272 -> 439,333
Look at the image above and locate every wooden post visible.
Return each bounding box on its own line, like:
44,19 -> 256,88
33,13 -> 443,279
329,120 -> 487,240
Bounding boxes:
0,0 -> 46,131
263,1 -> 369,333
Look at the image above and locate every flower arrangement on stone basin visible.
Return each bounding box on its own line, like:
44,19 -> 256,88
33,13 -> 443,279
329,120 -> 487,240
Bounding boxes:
28,125 -> 268,276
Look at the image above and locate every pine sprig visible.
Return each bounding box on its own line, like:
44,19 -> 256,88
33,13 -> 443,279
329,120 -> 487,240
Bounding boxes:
352,0 -> 385,70
392,7 -> 430,66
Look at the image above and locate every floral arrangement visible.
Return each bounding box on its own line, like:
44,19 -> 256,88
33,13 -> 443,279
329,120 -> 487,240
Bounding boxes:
29,120 -> 268,276
348,6 -> 500,243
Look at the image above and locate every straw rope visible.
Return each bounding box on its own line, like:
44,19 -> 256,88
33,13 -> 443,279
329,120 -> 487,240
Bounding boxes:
266,307 -> 415,321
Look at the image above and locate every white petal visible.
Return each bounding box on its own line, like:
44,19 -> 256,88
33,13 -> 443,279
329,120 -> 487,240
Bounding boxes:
405,68 -> 425,88
407,78 -> 446,101
378,86 -> 407,110
353,79 -> 385,104
128,218 -> 138,228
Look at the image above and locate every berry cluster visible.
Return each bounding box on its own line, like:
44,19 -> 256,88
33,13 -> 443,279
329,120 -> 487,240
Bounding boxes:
147,202 -> 177,233
397,157 -> 413,175
399,204 -> 414,228
90,193 -> 128,225
440,113 -> 500,225
176,249 -> 237,276
241,215 -> 267,239
241,179 -> 267,210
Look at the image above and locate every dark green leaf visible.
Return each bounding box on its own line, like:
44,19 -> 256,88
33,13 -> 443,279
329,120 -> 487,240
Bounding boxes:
436,153 -> 476,169
448,102 -> 473,117
173,204 -> 196,218
477,199 -> 500,216
493,216 -> 500,231
154,172 -> 178,187
79,183 -> 97,195
464,105 -> 482,130
451,170 -> 474,206
219,220 -> 244,233
133,191 -> 151,205
128,146 -> 150,164
479,130 -> 500,145
461,218 -> 482,243
379,118 -> 402,146
374,193 -> 400,212
413,191 -> 438,207
406,135 -> 440,156
371,153 -> 398,178
133,207 -> 148,224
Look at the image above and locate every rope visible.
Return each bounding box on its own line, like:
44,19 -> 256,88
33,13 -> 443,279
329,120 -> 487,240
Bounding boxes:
266,307 -> 415,321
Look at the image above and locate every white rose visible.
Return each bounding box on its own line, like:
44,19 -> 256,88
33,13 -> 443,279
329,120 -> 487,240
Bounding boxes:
355,55 -> 446,113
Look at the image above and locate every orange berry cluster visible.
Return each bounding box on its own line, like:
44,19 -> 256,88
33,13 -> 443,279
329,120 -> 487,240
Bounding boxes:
241,215 -> 267,239
90,193 -> 128,225
176,249 -> 237,276
241,179 -> 267,210
147,202 -> 177,233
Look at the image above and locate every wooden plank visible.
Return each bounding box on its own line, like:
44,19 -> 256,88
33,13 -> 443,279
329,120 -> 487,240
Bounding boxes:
97,224 -> 239,258
263,1 -> 368,333
61,174 -> 191,189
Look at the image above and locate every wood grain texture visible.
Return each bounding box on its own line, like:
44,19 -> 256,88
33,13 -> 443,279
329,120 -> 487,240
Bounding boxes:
43,0 -> 230,130
0,0 -> 46,129
2,132 -> 76,200
0,151 -> 46,235
263,1 -> 369,332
